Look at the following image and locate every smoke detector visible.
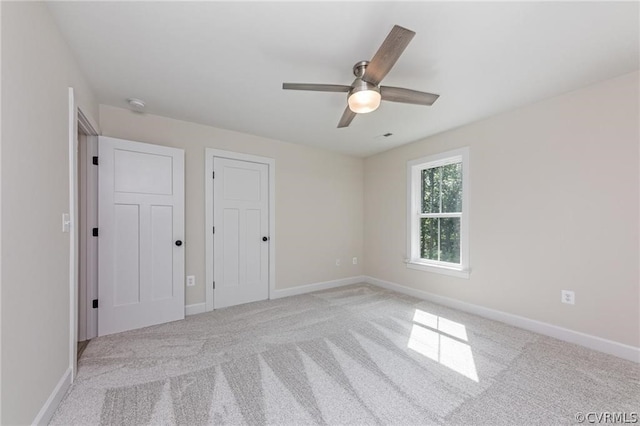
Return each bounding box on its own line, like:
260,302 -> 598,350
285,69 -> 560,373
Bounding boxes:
126,98 -> 146,112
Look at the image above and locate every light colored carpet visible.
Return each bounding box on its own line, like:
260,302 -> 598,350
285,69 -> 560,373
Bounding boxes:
51,283 -> 639,425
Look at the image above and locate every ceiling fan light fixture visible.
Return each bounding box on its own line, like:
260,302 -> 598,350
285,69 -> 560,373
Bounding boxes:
348,80 -> 381,114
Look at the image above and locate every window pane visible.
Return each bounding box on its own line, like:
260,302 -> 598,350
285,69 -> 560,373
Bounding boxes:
440,217 -> 461,263
441,163 -> 462,213
420,217 -> 461,264
421,168 -> 441,213
420,218 -> 438,260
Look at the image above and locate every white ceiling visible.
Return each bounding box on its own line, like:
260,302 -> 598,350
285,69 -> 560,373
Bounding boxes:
47,2 -> 639,157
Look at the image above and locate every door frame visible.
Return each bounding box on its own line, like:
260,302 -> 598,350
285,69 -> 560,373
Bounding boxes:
68,88 -> 99,381
204,148 -> 275,312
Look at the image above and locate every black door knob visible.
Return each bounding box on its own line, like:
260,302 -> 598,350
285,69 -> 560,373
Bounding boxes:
175,240 -> 183,246
262,236 -> 269,242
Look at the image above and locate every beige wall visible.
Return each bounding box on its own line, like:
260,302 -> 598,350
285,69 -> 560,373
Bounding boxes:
99,105 -> 364,306
364,71 -> 640,347
1,2 -> 99,424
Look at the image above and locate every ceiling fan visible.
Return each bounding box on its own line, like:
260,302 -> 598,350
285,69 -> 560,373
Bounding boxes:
282,25 -> 440,128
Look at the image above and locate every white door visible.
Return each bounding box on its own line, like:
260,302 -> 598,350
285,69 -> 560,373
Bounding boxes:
98,136 -> 185,336
214,157 -> 269,308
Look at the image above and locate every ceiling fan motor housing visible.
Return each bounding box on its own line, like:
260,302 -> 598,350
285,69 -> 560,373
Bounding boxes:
352,61 -> 370,78
349,78 -> 379,97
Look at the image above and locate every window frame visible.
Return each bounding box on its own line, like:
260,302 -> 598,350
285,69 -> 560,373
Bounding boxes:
406,147 -> 470,279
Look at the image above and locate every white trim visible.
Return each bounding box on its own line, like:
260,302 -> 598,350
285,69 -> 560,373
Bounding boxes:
32,367 -> 72,426
271,276 -> 366,299
407,147 -> 470,277
364,276 -> 640,363
407,152 -> 464,169
68,88 -> 79,381
406,261 -> 470,279
205,148 -> 276,312
205,153 -> 214,311
0,3 -> 3,419
185,303 -> 206,316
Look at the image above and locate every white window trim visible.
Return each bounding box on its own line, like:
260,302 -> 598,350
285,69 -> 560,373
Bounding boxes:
406,147 -> 470,279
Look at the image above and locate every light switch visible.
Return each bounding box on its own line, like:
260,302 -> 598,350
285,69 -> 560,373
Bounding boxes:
62,213 -> 71,233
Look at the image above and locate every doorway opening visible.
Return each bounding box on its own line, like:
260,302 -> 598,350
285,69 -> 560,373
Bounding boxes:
77,115 -> 98,350
69,86 -> 99,381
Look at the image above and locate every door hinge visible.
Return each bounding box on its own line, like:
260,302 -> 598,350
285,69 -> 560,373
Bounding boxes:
92,156 -> 98,165
92,228 -> 99,237
213,281 -> 216,289
92,299 -> 98,309
212,171 -> 215,179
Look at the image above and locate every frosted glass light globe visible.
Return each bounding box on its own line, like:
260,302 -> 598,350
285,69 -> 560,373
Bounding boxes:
348,89 -> 382,114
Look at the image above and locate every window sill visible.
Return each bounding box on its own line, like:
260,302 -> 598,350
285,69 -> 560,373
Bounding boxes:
405,260 -> 470,279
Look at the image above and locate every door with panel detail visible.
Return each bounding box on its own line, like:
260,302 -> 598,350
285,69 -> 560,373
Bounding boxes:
214,157 -> 269,309
98,136 -> 184,336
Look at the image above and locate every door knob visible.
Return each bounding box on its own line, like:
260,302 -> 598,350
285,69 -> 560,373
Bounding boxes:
262,236 -> 269,242
175,240 -> 183,246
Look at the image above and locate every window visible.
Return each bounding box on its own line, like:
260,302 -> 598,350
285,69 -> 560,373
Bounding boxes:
407,148 -> 469,278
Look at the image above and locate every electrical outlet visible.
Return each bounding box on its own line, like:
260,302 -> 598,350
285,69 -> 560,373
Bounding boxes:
335,259 -> 341,266
561,290 -> 575,305
352,257 -> 358,265
187,275 -> 196,287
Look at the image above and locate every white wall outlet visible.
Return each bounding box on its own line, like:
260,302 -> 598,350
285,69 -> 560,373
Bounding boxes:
187,275 -> 196,287
561,290 -> 575,305
352,257 -> 358,265
335,259 -> 341,266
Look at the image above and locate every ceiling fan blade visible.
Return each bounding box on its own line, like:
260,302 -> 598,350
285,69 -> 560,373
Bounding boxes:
364,25 -> 415,86
380,86 -> 440,106
337,106 -> 356,128
283,83 -> 351,92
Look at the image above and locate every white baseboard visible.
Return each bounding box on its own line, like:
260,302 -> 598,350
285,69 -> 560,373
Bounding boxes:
33,367 -> 72,425
364,276 -> 640,363
185,303 -> 206,316
271,275 -> 366,299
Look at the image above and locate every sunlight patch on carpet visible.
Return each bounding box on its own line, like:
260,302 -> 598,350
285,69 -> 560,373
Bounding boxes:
409,309 -> 479,382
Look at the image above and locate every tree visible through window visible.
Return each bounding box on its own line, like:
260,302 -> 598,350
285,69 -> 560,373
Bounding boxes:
420,163 -> 462,263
